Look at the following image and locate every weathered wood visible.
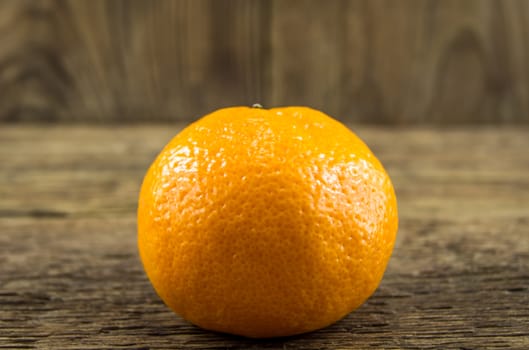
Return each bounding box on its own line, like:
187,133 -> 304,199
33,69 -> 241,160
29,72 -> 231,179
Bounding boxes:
0,0 -> 270,123
0,125 -> 528,349
1,0 -> 529,124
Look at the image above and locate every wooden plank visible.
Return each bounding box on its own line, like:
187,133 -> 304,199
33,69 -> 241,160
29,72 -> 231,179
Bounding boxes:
1,125 -> 528,221
1,1 -> 529,123
269,0 -> 343,112
0,216 -> 527,349
0,125 -> 528,348
0,0 -> 270,123
64,0 -> 270,122
337,0 -> 529,124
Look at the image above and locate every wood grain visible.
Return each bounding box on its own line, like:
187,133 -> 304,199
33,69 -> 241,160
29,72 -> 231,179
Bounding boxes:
1,0 -> 529,124
1,125 -> 528,349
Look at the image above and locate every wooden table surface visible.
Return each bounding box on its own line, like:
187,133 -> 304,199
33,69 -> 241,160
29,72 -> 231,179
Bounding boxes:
1,125 -> 528,349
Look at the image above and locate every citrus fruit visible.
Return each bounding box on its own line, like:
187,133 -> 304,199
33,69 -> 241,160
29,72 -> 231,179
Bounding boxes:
138,106 -> 398,338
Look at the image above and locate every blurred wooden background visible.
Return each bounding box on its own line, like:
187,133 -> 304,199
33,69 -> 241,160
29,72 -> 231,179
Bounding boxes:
1,0 -> 529,124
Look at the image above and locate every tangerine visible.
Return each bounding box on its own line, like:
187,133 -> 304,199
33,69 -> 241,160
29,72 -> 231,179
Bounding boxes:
138,106 -> 398,338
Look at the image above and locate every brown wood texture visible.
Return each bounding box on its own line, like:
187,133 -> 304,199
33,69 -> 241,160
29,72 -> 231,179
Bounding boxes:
1,125 -> 528,349
1,0 -> 529,124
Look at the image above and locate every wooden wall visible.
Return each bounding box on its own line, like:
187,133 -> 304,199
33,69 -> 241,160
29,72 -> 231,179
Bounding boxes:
1,0 -> 529,124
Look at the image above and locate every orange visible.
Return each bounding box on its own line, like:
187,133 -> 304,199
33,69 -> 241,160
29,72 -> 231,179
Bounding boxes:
138,106 -> 398,338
